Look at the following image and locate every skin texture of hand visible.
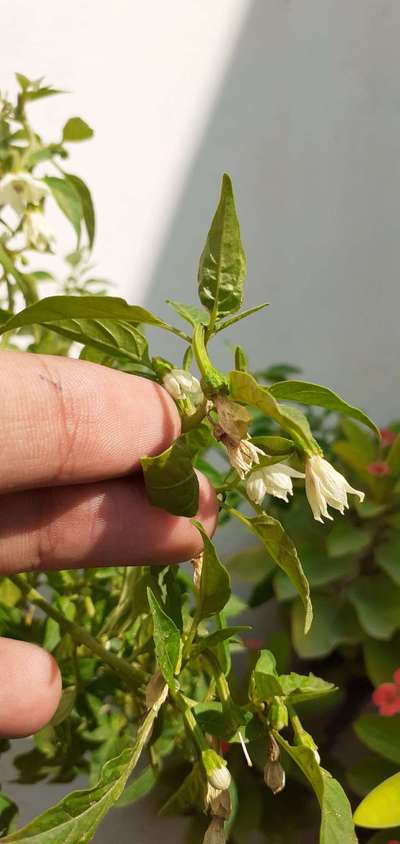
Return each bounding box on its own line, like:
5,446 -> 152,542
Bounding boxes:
0,351 -> 218,738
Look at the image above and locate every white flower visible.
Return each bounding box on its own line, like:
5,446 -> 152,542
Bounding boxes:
23,208 -> 55,252
246,463 -> 305,505
207,764 -> 231,792
163,368 -> 202,402
0,172 -> 49,215
305,455 -> 364,523
225,437 -> 263,480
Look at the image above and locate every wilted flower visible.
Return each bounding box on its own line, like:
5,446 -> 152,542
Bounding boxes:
205,785 -> 231,819
224,436 -> 263,480
191,551 -> 203,589
203,816 -> 225,844
305,455 -> 364,523
246,463 -> 305,505
163,368 -> 203,403
372,669 -> 400,716
23,208 -> 55,252
214,394 -> 251,441
264,759 -> 286,794
145,670 -> 168,713
0,172 -> 49,214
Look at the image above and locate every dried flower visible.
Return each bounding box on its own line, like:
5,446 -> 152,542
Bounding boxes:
145,670 -> 168,713
264,759 -> 286,794
224,436 -> 263,480
163,368 -> 203,403
203,816 -> 225,844
372,669 -> 400,716
0,172 -> 49,214
305,455 -> 364,522
246,462 -> 305,505
23,208 -> 55,252
191,552 -> 203,589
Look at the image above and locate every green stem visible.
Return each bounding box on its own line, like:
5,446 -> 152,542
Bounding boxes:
172,690 -> 208,753
12,575 -> 146,688
180,398 -> 208,433
192,324 -> 228,394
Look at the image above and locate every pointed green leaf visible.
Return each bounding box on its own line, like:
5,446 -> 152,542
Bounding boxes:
190,626 -> 250,658
65,174 -> 95,247
44,176 -> 82,239
214,302 -> 269,333
166,300 -> 208,327
278,672 -> 336,703
292,595 -> 361,659
62,117 -> 94,142
354,772 -> 400,829
230,509 -> 312,632
346,575 -> 400,639
354,715 -> 400,765
142,438 -> 199,517
43,318 -> 150,366
1,707 -> 157,843
269,380 -> 379,438
276,736 -> 357,843
194,522 -> 231,620
115,765 -> 157,808
147,588 -> 181,687
198,173 -> 246,318
230,370 -> 320,455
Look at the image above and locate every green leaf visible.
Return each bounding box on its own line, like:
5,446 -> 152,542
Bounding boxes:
198,173 -> 246,319
50,686 -> 76,727
166,300 -> 208,327
115,765 -> 157,808
0,295 -> 179,339
278,672 -> 336,703
65,174 -> 95,248
292,594 -> 361,659
354,772 -> 400,828
147,588 -> 181,686
354,714 -> 400,764
0,793 -> 18,837
346,575 -> 400,639
251,435 -> 295,455
142,438 -> 199,517
347,756 -> 398,798
62,117 -> 94,142
269,380 -> 379,438
326,522 -> 372,558
190,626 -> 250,658
159,763 -> 205,815
376,535 -> 400,585
230,370 -> 320,455
194,523 -> 231,620
276,736 -> 357,843
274,549 -> 356,601
363,636 -> 400,685
214,302 -> 269,333
230,509 -> 312,633
44,318 -> 150,366
1,707 -> 157,843
43,176 -> 82,239
253,649 -> 283,699
227,546 -> 274,583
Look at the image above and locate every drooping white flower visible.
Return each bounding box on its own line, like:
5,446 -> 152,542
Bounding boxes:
305,455 -> 364,523
23,208 -> 55,252
163,368 -> 203,403
202,749 -> 232,791
225,437 -> 263,480
246,463 -> 305,505
0,172 -> 49,215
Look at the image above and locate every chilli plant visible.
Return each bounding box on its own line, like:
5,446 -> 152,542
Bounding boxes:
0,75 -> 398,844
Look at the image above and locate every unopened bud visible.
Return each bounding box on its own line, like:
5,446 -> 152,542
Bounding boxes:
163,368 -> 202,402
202,749 -> 231,791
203,816 -> 225,844
264,759 -> 286,794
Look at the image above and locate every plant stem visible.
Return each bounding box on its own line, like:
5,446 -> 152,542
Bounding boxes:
12,574 -> 147,688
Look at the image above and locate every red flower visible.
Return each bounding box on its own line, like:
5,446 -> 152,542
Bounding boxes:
387,840 -> 400,844
220,741 -> 230,755
367,461 -> 390,477
243,637 -> 264,651
372,669 -> 400,716
380,428 -> 397,446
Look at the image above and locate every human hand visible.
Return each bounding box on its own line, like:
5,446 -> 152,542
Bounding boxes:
0,351 -> 218,738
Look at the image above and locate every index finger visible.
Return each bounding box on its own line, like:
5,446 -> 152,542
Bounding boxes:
0,351 -> 181,492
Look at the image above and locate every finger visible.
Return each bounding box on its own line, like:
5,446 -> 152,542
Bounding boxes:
0,638 -> 61,738
0,472 -> 218,573
0,350 -> 180,493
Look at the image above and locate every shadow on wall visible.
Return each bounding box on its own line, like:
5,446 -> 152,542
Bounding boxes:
142,0 -> 400,425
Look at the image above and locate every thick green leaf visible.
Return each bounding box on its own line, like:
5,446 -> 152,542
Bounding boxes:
253,649 -> 283,700
354,715 -> 400,764
230,370 -> 320,455
376,535 -> 400,585
346,575 -> 400,639
65,174 -> 95,247
166,300 -> 208,326
44,176 -> 82,239
147,588 -> 181,687
195,523 -> 231,620
214,302 -> 269,333
269,380 -> 379,438
115,765 -> 157,808
278,672 -> 336,703
0,295 -> 174,337
276,736 -> 357,843
1,707 -> 157,843
44,318 -> 150,366
230,509 -> 312,632
252,435 -> 295,455
292,595 -> 361,659
198,173 -> 246,318
62,117 -> 94,142
363,636 -> 400,685
326,522 -> 372,558
354,772 -> 400,829
141,438 -> 199,517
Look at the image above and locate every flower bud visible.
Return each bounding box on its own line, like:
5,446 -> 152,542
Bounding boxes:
163,368 -> 202,402
264,759 -> 286,794
202,749 -> 231,791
